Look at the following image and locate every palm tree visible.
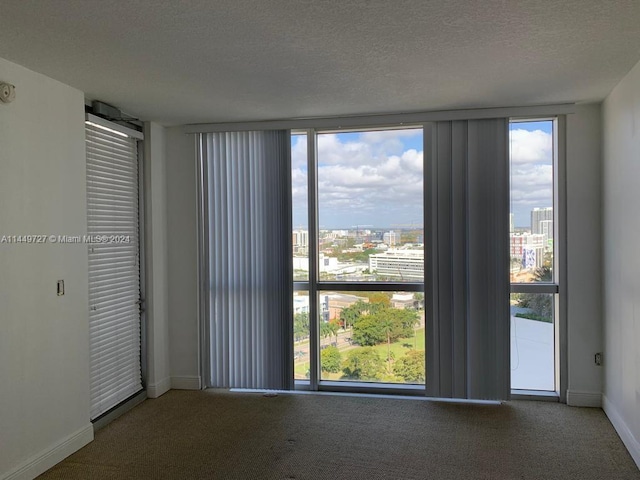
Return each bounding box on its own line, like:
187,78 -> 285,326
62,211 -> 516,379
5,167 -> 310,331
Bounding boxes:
328,321 -> 339,345
320,322 -> 332,347
380,316 -> 395,372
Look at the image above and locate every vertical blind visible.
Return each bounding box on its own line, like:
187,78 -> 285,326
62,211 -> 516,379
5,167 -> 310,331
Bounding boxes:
199,130 -> 293,390
86,120 -> 143,419
426,118 -> 510,400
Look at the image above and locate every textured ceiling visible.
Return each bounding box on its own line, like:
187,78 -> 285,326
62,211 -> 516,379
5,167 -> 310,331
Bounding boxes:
1,0 -> 640,126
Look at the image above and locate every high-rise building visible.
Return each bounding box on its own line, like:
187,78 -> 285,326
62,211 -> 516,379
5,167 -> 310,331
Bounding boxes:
292,229 -> 309,254
539,219 -> 553,246
531,207 -> 553,235
383,230 -> 400,246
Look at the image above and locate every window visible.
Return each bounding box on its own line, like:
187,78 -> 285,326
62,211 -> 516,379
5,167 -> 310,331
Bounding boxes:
292,128 -> 425,388
196,110 -> 558,400
509,119 -> 559,392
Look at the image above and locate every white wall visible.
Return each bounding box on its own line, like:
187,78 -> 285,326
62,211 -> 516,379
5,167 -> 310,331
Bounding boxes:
0,58 -> 93,479
566,104 -> 604,407
165,127 -> 200,389
602,58 -> 640,468
144,122 -> 171,397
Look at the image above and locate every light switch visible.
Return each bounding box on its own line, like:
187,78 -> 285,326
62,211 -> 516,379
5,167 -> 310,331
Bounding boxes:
57,280 -> 64,296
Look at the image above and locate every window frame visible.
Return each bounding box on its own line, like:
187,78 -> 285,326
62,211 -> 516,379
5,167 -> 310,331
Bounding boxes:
293,126 -> 426,393
192,105 -> 571,400
508,116 -> 567,401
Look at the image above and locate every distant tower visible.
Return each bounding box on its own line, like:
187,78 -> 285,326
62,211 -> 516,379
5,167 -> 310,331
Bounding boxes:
531,207 -> 553,235
383,230 -> 400,246
540,219 -> 553,244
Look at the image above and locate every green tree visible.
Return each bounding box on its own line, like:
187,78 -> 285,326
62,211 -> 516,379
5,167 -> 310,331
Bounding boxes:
351,314 -> 385,346
367,292 -> 391,306
320,321 -> 333,346
342,347 -> 384,380
380,316 -> 395,370
321,346 -> 341,373
393,350 -> 426,382
328,319 -> 340,344
339,300 -> 369,330
517,266 -> 553,321
352,307 -> 419,347
293,312 -> 309,341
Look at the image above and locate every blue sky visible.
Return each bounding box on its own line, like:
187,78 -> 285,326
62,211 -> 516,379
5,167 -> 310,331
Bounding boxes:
292,121 -> 553,229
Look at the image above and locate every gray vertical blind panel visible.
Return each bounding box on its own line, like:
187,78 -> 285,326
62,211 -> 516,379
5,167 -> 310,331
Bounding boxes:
466,118 -> 510,400
427,118 -> 510,400
86,123 -> 142,419
202,131 -> 293,390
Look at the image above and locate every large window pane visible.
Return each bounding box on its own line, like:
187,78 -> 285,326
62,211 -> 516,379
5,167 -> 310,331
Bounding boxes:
292,132 -> 309,281
509,120 -> 554,283
318,291 -> 425,384
293,291 -> 310,380
316,129 -> 424,283
510,293 -> 555,391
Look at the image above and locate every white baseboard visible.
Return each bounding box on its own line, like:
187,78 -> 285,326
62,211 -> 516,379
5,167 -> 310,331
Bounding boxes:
566,390 -> 602,407
146,376 -> 171,398
3,424 -> 93,480
603,395 -> 640,470
171,376 -> 201,390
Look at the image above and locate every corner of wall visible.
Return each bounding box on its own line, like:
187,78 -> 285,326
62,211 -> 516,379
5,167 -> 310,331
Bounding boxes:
3,424 -> 93,480
566,390 -> 602,408
165,128 -> 200,381
143,122 -> 171,393
601,56 -> 640,471
565,103 -> 604,399
603,395 -> 640,469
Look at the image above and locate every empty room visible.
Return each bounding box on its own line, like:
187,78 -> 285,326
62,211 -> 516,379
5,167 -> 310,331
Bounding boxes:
1,1 -> 639,479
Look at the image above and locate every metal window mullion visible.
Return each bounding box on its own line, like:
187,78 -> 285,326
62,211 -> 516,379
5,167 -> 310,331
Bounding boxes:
556,115 -> 568,402
510,283 -> 559,294
307,129 -> 320,391
316,282 -> 423,292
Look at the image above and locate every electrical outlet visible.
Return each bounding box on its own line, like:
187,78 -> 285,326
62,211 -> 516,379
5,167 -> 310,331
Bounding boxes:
595,352 -> 603,366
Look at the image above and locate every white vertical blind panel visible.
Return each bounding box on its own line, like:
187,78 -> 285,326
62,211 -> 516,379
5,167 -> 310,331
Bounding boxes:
203,131 -> 293,390
86,123 -> 142,419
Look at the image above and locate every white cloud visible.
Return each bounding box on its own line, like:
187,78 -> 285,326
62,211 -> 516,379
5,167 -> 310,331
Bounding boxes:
293,127 -> 553,228
509,129 -> 552,165
291,130 -> 423,226
509,129 -> 554,225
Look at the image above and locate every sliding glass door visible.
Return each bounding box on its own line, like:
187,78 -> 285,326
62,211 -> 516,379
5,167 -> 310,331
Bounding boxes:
292,128 -> 426,389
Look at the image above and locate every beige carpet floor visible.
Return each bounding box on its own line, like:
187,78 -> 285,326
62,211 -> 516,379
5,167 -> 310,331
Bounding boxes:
39,390 -> 640,480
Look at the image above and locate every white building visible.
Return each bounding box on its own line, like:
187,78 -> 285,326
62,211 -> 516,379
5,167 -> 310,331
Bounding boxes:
369,249 -> 424,280
510,233 -> 545,269
383,230 -> 401,246
293,253 -> 340,273
293,294 -> 309,314
391,292 -> 417,309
